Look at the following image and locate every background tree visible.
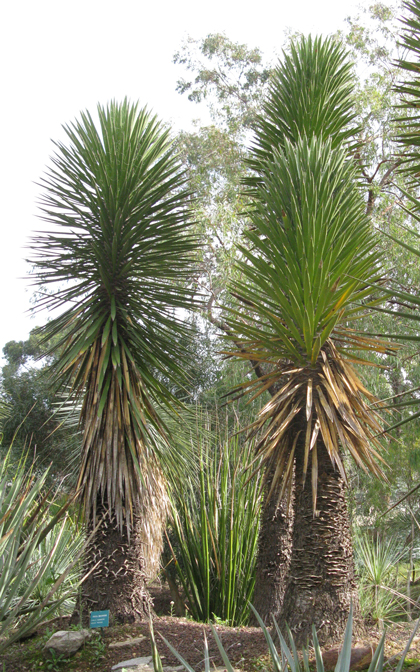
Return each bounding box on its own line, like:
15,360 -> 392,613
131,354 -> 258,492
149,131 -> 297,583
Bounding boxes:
29,99 -> 197,622
0,330 -> 78,480
174,35 -> 271,333
341,1 -> 403,215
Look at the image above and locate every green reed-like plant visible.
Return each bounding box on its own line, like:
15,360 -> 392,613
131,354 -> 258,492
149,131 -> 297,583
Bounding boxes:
168,428 -> 263,625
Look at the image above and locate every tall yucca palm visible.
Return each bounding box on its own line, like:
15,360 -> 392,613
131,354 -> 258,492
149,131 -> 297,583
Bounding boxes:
226,37 -> 392,643
358,0 -> 420,444
370,0 -> 420,436
29,99 -> 197,621
395,0 -> 420,181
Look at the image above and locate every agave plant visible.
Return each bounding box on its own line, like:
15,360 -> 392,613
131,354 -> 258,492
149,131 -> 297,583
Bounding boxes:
224,36 -> 394,642
28,99 -> 198,620
0,453 -> 84,653
17,515 -> 84,617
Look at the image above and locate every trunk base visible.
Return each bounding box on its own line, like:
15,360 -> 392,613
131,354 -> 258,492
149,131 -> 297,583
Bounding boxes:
251,466 -> 294,625
72,514 -> 152,626
276,442 -> 364,646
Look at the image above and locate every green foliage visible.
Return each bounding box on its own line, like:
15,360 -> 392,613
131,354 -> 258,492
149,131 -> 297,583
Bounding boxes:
369,202 -> 420,433
234,136 -> 381,364
235,35 -> 380,360
29,99 -> 198,529
0,330 -> 79,478
394,0 -> 420,179
18,515 -> 84,616
44,649 -> 72,671
0,398 -> 10,443
174,33 -> 271,131
0,452 -> 84,653
249,36 -> 359,171
168,426 -> 263,625
83,634 -> 107,667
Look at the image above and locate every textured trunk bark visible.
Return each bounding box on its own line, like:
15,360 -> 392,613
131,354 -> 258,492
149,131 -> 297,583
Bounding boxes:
277,436 -> 363,646
72,463 -> 168,626
74,513 -> 153,625
73,470 -> 167,626
251,465 -> 294,624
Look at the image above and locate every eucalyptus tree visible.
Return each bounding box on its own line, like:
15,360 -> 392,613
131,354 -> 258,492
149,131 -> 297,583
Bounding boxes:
226,37 -> 393,643
29,99 -> 197,621
174,35 -> 271,339
341,1 -> 403,216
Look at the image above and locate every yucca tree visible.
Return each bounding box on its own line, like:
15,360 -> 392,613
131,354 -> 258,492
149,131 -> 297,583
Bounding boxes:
395,0 -> 420,182
353,0 -> 420,445
29,99 -> 197,621
226,37 -> 393,643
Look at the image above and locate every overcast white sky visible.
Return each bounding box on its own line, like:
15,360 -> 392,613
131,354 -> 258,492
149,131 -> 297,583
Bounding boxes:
1,0 -> 366,356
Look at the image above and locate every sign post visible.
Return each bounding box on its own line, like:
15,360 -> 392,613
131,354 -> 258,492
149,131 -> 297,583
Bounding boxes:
90,610 -> 110,638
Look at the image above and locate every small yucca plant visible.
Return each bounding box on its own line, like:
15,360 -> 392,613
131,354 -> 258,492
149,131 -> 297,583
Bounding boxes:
355,532 -> 407,625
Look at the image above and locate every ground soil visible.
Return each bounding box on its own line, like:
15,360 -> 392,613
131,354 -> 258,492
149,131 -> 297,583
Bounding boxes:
2,585 -> 420,672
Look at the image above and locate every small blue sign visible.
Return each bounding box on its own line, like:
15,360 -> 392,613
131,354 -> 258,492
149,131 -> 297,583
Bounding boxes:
90,610 -> 110,628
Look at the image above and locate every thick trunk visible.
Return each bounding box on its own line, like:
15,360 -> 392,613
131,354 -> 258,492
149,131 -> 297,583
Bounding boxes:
251,465 -> 294,624
75,513 -> 153,625
277,438 -> 362,646
74,467 -> 168,626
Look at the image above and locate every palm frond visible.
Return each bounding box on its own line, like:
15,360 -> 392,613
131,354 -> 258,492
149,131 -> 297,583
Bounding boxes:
394,0 -> 420,179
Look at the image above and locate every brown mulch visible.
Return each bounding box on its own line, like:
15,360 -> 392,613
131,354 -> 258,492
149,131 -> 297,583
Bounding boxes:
2,585 -> 420,672
1,617 -> 268,672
